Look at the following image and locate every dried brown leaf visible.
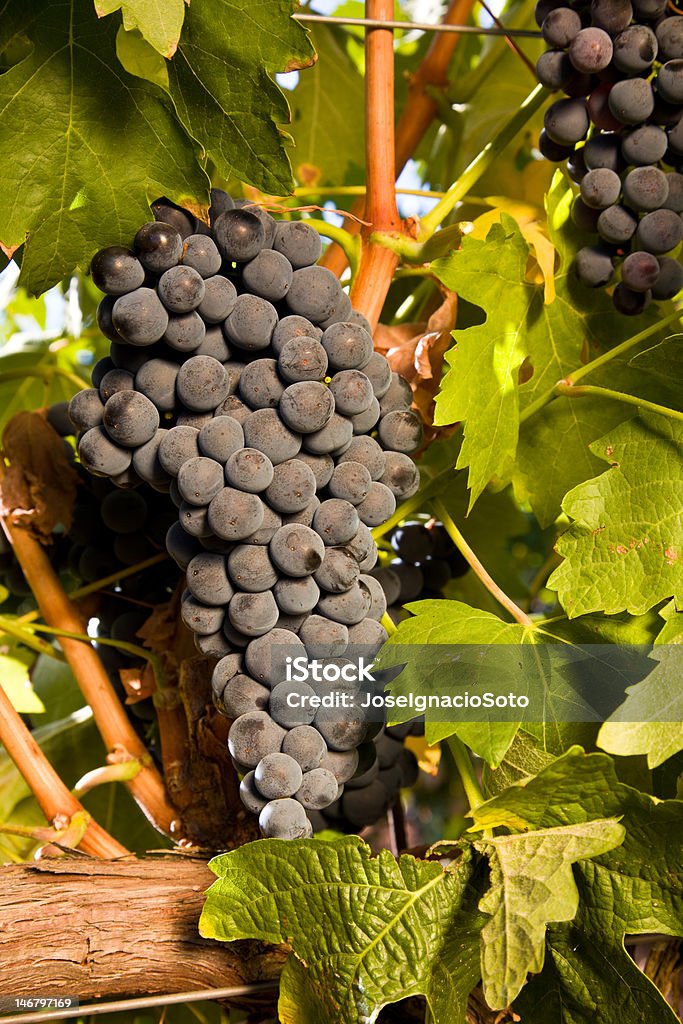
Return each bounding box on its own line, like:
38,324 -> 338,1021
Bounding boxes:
1,412 -> 79,542
137,584 -> 196,675
375,291 -> 459,442
120,664 -> 156,704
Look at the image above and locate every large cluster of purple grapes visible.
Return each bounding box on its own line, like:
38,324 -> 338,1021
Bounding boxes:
69,192 -> 426,838
536,0 -> 683,312
371,520 -> 469,622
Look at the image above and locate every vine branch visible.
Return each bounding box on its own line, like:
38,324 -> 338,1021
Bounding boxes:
0,504 -> 179,838
0,683 -> 128,858
349,0 -> 403,326
321,0 -> 478,278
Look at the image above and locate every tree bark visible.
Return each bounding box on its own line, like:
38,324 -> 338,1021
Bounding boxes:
0,857 -> 284,1001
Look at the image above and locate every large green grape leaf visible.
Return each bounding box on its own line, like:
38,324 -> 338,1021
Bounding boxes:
431,218 -> 531,507
548,413 -> 683,617
430,197 -> 671,514
514,917 -> 680,1024
0,0 -> 208,295
96,0 -> 185,57
200,837 -> 483,1024
469,747 -> 683,937
374,602 -> 652,766
289,24 -> 364,186
167,1 -> 315,197
474,820 -> 624,1009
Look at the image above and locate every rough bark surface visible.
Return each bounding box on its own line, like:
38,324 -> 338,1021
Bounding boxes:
0,857 -> 284,1000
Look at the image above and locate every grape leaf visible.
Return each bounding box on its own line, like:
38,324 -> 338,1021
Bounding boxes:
0,654 -> 45,714
629,333 -> 683,385
200,837 -> 483,1024
374,602 -> 652,766
548,413 -> 683,617
474,820 -> 625,1009
430,194 -> 672,516
96,0 -> 186,58
167,1 -> 315,196
431,218 -> 531,507
598,643 -> 683,768
374,599 -> 529,765
289,24 -> 365,186
115,26 -> 169,89
0,0 -> 207,296
469,747 -> 683,937
514,918 -> 680,1024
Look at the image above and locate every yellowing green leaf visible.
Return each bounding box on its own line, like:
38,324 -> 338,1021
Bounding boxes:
0,654 -> 45,714
96,0 -> 185,58
200,837 -> 483,1024
432,218 -> 531,507
549,413 -> 683,617
115,25 -> 169,89
469,198 -> 556,303
475,820 -> 625,1009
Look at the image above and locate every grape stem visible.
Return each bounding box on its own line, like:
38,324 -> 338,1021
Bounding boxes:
432,498 -> 534,627
447,735 -> 485,812
416,83 -> 548,238
15,551 -> 169,625
0,681 -> 129,858
0,498 -> 180,838
380,611 -> 397,635
0,614 -> 65,660
7,619 -> 170,692
554,382 -> 683,423
304,219 -> 361,277
0,366 -> 87,391
519,311 -> 683,425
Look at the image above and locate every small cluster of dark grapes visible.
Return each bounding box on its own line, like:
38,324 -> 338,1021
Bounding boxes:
371,520 -> 469,620
0,411 -> 180,725
536,0 -> 683,312
70,192 -> 426,838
